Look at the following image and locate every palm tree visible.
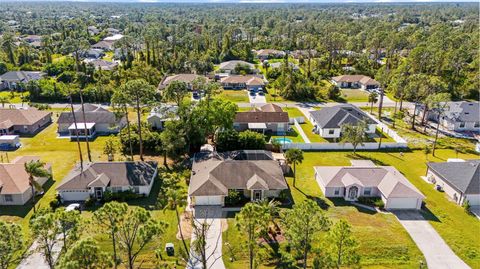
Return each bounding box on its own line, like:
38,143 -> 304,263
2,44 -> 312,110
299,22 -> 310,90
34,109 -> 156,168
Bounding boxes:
285,148 -> 304,187
165,188 -> 189,255
1,32 -> 16,65
368,92 -> 378,113
24,160 -> 50,214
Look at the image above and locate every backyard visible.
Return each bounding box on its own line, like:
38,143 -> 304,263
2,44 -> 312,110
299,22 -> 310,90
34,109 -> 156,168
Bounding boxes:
223,149 -> 480,269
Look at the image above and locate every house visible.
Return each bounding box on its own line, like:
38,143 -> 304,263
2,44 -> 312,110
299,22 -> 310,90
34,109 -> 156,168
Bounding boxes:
85,59 -> 118,71
426,160 -> 480,206
0,108 -> 52,135
57,104 -> 126,138
0,156 -> 51,205
314,160 -> 425,209
83,49 -> 105,59
158,74 -> 207,91
220,75 -> 265,91
56,161 -> 158,201
23,35 -> 42,43
234,104 -> 289,134
0,71 -> 45,90
107,28 -> 121,35
331,75 -> 380,90
218,60 -> 256,74
188,150 -> 288,206
255,49 -> 285,60
87,26 -> 100,36
427,101 -> 480,132
91,41 -> 114,51
104,34 -> 124,42
309,104 -> 376,138
147,104 -> 178,130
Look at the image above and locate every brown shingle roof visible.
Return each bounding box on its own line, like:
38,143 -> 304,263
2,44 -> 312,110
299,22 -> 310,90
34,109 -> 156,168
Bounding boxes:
0,108 -> 51,126
220,75 -> 265,86
0,156 -> 50,195
235,111 -> 289,124
332,75 -> 379,86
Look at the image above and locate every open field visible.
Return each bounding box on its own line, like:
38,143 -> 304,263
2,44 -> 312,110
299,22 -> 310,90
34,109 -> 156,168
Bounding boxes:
223,149 -> 480,268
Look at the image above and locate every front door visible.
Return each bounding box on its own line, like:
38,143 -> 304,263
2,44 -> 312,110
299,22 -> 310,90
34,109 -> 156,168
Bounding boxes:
253,190 -> 262,201
95,187 -> 103,200
347,186 -> 358,200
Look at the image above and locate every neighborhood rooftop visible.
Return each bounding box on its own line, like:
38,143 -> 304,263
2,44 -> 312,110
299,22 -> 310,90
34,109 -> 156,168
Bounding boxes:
0,108 -> 52,127
309,104 -> 375,129
0,156 -> 50,195
427,160 -> 480,194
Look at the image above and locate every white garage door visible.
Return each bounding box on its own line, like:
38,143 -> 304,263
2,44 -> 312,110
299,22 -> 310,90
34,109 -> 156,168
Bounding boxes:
60,191 -> 90,201
387,198 -> 419,209
466,195 -> 480,206
195,196 -> 223,206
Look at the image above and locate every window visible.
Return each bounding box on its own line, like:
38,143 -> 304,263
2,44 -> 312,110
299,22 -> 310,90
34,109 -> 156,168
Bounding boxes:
364,187 -> 372,196
334,188 -> 340,195
459,122 -> 465,128
328,130 -> 335,135
4,195 -> 13,202
475,122 -> 479,128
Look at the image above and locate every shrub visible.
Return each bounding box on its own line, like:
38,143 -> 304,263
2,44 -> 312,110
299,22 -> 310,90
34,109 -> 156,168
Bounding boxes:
84,198 -> 95,208
225,189 -> 243,206
49,195 -> 61,210
463,200 -> 471,214
357,196 -> 384,209
103,189 -> 143,202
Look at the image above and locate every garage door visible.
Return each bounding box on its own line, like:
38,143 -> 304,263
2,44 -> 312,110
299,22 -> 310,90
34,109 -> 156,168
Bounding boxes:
195,196 -> 223,206
60,191 -> 90,201
387,198 -> 419,209
466,195 -> 480,206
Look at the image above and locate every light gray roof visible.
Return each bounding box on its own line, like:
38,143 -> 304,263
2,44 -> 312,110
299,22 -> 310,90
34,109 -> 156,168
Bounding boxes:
56,162 -> 158,191
0,71 -> 45,82
442,101 -> 479,123
189,151 -> 287,196
218,60 -> 255,71
309,104 -> 375,129
57,104 -> 123,125
427,160 -> 480,195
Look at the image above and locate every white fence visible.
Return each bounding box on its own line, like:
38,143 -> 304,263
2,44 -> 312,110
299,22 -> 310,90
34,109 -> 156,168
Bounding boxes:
289,116 -> 305,124
281,141 -> 408,151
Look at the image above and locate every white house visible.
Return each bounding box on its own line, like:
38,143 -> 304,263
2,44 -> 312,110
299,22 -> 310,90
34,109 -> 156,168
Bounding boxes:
56,161 -> 158,202
331,75 -> 380,90
309,104 -> 376,138
426,101 -> 480,132
314,160 -> 425,210
426,160 -> 480,206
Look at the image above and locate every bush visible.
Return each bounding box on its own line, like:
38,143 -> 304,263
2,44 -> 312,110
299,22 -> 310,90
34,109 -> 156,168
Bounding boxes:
84,198 -> 95,208
357,196 -> 384,209
49,195 -> 61,210
463,200 -> 471,214
119,123 -> 162,154
103,189 -> 143,202
225,189 -> 243,206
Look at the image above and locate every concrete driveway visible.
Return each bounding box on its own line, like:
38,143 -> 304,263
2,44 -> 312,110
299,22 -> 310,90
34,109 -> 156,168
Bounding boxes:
470,206 -> 480,220
393,210 -> 470,269
248,93 -> 266,104
187,206 -> 225,269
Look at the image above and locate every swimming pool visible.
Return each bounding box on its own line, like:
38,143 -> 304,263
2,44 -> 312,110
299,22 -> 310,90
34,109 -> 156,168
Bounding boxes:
273,137 -> 293,144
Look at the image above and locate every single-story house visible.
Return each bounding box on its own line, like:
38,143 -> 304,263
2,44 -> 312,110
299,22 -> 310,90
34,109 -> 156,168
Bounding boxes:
147,104 -> 179,130
0,108 -> 52,136
56,161 -> 158,201
315,160 -> 425,210
255,49 -> 286,60
91,40 -> 114,51
107,28 -> 121,35
331,75 -> 380,90
309,104 -> 376,138
104,34 -> 124,42
220,75 -> 265,91
426,159 -> 479,206
218,60 -> 256,74
0,71 -> 45,90
88,26 -> 100,36
84,59 -> 118,71
0,156 -> 51,205
23,35 -> 42,43
188,150 -> 288,206
57,104 -> 126,137
158,74 -> 208,91
234,104 -> 289,134
426,101 -> 479,132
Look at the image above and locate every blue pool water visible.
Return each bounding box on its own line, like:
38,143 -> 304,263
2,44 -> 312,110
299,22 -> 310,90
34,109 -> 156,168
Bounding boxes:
273,138 -> 293,144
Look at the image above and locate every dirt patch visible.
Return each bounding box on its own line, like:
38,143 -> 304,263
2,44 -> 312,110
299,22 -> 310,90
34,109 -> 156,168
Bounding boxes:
177,211 -> 193,240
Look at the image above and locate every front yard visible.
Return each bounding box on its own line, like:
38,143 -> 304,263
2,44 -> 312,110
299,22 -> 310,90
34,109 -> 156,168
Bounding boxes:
219,90 -> 249,103
223,149 -> 480,268
339,89 -> 370,103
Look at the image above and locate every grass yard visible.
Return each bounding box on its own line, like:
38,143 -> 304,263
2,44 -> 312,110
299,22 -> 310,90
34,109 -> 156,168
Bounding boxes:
339,89 -> 370,103
0,91 -> 27,104
219,90 -> 249,103
298,119 -> 329,143
269,125 -> 304,143
102,51 -> 114,61
223,149 -> 480,268
0,111 -> 187,268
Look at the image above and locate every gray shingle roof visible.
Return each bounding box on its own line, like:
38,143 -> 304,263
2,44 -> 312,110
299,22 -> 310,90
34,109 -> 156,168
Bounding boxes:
57,104 -> 122,125
442,101 -> 479,123
218,60 -> 255,71
427,160 -> 480,194
309,104 -> 375,129
0,71 -> 45,82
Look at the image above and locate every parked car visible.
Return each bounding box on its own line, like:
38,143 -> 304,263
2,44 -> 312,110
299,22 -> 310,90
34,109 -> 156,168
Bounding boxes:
65,203 -> 81,212
258,90 -> 265,96
249,90 -> 256,96
165,243 -> 174,256
192,91 -> 200,99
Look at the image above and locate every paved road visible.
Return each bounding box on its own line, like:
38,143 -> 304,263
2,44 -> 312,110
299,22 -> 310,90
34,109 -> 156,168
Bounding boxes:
187,206 -> 225,269
393,210 -> 470,269
248,93 -> 267,104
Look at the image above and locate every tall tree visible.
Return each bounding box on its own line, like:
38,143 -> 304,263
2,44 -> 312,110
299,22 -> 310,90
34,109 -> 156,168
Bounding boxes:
69,92 -> 84,169
163,80 -> 189,107
426,93 -> 451,156
340,121 -> 368,154
0,221 -> 23,269
368,92 -> 378,114
282,200 -> 330,269
111,88 -> 134,161
117,207 -> 167,269
165,188 -> 189,255
58,238 -> 113,269
285,148 -> 304,187
324,220 -> 360,269
55,209 -> 81,251
78,89 -> 92,162
93,201 -> 128,268
24,160 -> 50,214
31,212 -> 59,269
235,203 -> 270,269
123,79 -> 157,161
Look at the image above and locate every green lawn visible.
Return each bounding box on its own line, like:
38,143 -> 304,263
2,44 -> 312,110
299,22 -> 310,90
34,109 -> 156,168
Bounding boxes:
339,89 -> 370,103
223,149 -> 480,268
0,111 -> 186,268
219,90 -> 249,103
0,91 -> 27,104
298,119 -> 329,143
